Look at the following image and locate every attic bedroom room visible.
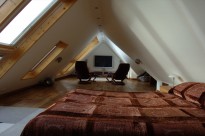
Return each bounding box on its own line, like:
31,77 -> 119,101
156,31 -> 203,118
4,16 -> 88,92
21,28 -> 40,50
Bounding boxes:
0,0 -> 205,135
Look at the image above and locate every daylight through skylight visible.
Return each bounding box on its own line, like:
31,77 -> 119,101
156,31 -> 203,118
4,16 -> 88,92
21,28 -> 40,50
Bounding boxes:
0,0 -> 57,45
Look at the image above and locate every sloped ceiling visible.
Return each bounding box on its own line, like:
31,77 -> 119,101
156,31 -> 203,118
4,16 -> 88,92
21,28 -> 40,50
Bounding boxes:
0,0 -> 99,93
1,0 -> 205,94
101,0 -> 205,84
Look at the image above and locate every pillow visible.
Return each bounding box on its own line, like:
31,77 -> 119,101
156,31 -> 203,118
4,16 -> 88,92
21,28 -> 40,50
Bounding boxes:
184,83 -> 205,106
169,82 -> 199,98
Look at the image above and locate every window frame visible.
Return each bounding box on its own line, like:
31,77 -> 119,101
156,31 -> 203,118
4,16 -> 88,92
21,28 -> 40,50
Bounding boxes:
57,37 -> 99,77
0,0 -> 58,46
22,41 -> 67,80
0,0 -> 31,33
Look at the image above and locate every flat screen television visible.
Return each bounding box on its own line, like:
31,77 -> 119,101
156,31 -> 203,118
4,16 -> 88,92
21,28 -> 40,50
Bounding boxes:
94,55 -> 112,68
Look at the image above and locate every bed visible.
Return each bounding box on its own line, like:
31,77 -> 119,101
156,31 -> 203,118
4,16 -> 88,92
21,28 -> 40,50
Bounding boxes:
21,82 -> 205,136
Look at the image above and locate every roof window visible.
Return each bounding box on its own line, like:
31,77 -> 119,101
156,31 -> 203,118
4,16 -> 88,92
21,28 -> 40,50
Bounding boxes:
0,0 -> 57,45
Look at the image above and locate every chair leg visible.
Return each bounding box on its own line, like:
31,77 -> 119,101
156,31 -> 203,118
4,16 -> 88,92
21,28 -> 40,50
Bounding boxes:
92,76 -> 97,82
112,79 -> 125,85
78,78 -> 91,84
106,76 -> 110,82
112,79 -> 116,84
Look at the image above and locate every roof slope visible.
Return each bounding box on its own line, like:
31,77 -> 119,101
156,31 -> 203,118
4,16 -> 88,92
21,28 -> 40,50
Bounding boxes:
102,0 -> 205,84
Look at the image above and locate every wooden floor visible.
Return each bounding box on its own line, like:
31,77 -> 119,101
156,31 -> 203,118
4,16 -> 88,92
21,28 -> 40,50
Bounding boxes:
0,77 -> 156,108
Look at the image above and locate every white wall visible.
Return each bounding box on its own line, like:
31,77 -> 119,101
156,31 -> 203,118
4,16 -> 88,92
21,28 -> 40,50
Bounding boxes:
105,35 -> 144,76
84,42 -> 139,79
85,42 -> 121,73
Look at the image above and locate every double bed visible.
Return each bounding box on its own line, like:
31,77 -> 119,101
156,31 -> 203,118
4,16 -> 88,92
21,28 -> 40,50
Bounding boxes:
21,82 -> 205,136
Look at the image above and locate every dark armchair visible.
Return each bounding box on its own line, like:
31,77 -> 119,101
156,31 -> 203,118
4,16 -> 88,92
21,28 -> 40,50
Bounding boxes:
111,63 -> 130,85
75,61 -> 92,83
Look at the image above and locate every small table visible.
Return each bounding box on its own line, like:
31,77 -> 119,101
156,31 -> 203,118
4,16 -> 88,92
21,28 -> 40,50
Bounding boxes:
91,71 -> 113,82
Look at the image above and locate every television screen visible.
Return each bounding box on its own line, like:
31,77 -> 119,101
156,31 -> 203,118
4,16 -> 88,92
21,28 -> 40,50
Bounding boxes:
94,55 -> 112,68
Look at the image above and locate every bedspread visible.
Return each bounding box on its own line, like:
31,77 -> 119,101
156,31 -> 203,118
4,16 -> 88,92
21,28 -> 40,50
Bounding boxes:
21,88 -> 205,136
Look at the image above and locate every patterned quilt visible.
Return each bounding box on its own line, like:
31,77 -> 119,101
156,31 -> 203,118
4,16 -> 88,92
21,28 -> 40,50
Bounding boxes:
21,87 -> 205,136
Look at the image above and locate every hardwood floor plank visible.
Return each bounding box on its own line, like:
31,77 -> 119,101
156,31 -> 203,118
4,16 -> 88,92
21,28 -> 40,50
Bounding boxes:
0,77 -> 155,108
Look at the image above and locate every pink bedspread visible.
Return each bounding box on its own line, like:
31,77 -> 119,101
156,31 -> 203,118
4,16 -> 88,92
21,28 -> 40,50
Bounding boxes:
21,89 -> 205,136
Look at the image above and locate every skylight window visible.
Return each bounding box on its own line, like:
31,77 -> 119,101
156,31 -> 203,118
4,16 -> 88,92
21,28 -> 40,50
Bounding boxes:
57,37 -> 99,76
0,0 -> 57,45
31,45 -> 57,71
22,41 -> 67,80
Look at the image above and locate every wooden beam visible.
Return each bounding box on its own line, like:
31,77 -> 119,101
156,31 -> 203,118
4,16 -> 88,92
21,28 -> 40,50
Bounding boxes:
0,0 -> 23,24
0,0 -> 31,32
0,45 -> 15,55
0,0 -> 77,78
57,37 -> 99,76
